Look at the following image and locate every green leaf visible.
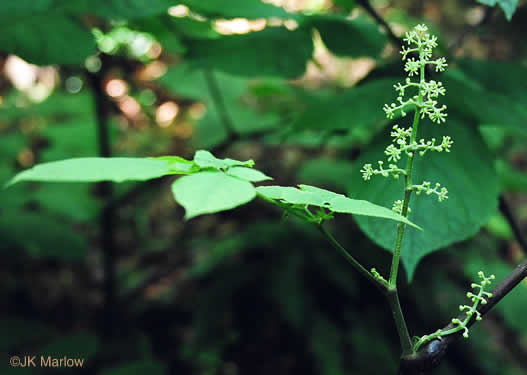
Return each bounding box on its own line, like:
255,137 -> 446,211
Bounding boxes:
443,62 -> 527,134
194,150 -> 254,170
475,0 -> 519,20
292,78 -> 399,131
158,66 -> 280,148
187,235 -> 246,278
256,184 -> 420,228
6,157 -> 187,186
149,156 -> 200,174
41,121 -> 112,162
180,0 -> 292,19
297,157 -> 354,191
0,211 -> 88,260
168,16 -> 220,39
333,0 -> 356,10
226,166 -> 272,182
0,15 -> 96,65
172,171 -> 256,219
31,184 -> 101,222
349,120 -> 499,281
132,17 -> 187,54
186,26 -> 313,79
308,15 -> 387,57
87,0 -> 174,20
311,318 -> 347,375
496,160 -> 527,192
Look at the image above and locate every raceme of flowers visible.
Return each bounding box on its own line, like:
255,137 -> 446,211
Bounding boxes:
413,272 -> 495,351
359,24 -> 452,215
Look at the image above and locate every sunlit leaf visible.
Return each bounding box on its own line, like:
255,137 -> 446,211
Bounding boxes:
193,150 -> 254,170
227,167 -> 272,182
256,184 -> 421,228
172,171 -> 256,219
6,157 -> 186,186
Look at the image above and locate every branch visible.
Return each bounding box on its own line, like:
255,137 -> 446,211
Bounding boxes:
400,258 -> 527,374
203,69 -> 237,136
356,0 -> 403,48
317,224 -> 389,293
87,66 -> 118,339
500,195 -> 527,254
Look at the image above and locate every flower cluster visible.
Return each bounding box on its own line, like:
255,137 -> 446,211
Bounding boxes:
384,24 -> 448,124
384,125 -> 453,162
361,24 -> 452,213
452,271 -> 495,337
392,200 -> 411,215
414,272 -> 495,351
360,161 -> 406,181
408,181 -> 448,202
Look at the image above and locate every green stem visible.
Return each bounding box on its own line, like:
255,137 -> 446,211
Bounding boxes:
387,287 -> 415,356
388,50 -> 425,288
385,42 -> 428,360
317,224 -> 388,293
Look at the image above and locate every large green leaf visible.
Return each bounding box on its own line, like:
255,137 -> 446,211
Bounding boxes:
349,120 -> 499,281
443,62 -> 527,134
186,27 -> 313,79
159,66 -> 280,148
180,0 -> 292,19
292,78 -> 399,131
31,184 -> 101,222
297,157 -> 354,191
333,0 -> 356,10
0,211 -> 88,260
496,160 -> 527,192
307,15 -> 387,57
256,184 -> 420,229
0,15 -> 96,65
172,171 -> 256,219
85,0 -> 174,19
6,157 -> 193,186
476,0 -> 519,20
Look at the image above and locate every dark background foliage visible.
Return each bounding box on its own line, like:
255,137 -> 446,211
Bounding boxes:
1,1 -> 526,374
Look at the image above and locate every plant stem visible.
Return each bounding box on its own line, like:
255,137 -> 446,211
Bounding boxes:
388,50 -> 425,287
387,287 -> 415,356
317,224 -> 388,293
88,67 -> 117,339
203,69 -> 237,137
387,42 -> 428,361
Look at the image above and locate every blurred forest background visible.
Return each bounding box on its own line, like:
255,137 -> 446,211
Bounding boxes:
1,0 -> 527,374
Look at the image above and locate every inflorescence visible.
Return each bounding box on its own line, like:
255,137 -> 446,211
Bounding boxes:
413,272 -> 495,352
359,24 -> 452,215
